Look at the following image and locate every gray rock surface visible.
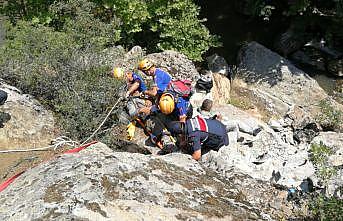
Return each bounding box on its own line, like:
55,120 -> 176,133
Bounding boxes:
197,105 -> 315,188
311,132 -> 343,198
0,143 -> 303,220
0,82 -> 55,149
146,50 -> 200,82
236,41 -> 343,120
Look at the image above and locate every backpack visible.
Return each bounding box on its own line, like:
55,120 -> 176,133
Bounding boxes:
167,80 -> 193,99
195,78 -> 213,93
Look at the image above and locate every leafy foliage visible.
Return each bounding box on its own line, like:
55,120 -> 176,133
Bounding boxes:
310,195 -> 343,221
0,20 -> 124,141
316,99 -> 343,131
309,141 -> 337,182
1,0 -> 219,61
149,0 -> 220,61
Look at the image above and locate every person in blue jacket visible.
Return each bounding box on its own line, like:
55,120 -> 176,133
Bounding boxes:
138,59 -> 192,122
138,59 -> 172,96
167,116 -> 229,160
113,68 -> 150,118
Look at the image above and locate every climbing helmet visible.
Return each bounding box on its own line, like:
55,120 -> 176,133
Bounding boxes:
138,59 -> 154,71
159,93 -> 175,115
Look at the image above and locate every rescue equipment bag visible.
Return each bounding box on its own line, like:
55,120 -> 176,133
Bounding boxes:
167,80 -> 193,99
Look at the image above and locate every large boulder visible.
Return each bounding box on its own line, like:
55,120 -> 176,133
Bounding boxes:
235,41 -> 343,121
0,82 -> 55,150
0,142 -> 305,220
146,50 -> 200,82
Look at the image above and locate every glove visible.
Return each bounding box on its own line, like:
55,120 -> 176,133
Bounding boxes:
126,121 -> 136,141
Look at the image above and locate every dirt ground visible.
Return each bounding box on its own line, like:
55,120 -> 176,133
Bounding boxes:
0,126 -> 132,184
0,147 -> 69,184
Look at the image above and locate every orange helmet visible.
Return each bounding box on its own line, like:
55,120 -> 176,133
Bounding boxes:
159,93 -> 175,115
138,59 -> 154,71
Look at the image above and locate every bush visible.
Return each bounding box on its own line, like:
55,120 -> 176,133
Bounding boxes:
0,20 -> 124,141
309,141 -> 337,182
308,142 -> 341,221
316,99 -> 343,131
310,195 -> 343,221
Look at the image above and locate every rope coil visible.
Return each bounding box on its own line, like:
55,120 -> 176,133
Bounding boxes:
0,136 -> 79,153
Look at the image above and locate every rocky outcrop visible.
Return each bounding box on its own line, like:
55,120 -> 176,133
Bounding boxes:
0,82 -> 55,149
0,142 -> 305,220
311,132 -> 343,198
200,105 -> 315,188
236,41 -> 343,120
112,47 -> 200,83
146,50 -> 200,82
211,73 -> 231,105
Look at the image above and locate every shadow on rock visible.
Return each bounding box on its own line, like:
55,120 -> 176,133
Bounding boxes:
109,139 -> 152,155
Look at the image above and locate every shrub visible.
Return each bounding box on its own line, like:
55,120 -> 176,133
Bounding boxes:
309,141 -> 337,182
316,99 -> 342,131
0,20 -> 124,141
310,195 -> 343,221
308,142 -> 341,221
1,0 -> 219,61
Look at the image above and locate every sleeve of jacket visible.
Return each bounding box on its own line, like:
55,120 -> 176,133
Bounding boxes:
188,131 -> 201,153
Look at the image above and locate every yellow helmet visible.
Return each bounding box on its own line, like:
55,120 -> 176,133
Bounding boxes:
112,67 -> 124,79
159,93 -> 175,115
138,59 -> 153,71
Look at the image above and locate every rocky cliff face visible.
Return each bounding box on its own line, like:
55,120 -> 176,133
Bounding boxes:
235,41 -> 343,122
0,43 -> 342,220
0,143 -> 301,221
0,82 -> 55,149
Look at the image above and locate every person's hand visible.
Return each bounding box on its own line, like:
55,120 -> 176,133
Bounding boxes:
139,91 -> 145,99
125,91 -> 130,99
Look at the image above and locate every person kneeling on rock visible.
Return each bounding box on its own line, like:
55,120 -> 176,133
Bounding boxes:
167,115 -> 229,160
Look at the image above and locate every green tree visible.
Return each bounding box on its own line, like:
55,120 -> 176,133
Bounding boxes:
1,0 -> 219,61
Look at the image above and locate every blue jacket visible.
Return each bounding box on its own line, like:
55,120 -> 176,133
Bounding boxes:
131,73 -> 147,92
185,117 -> 229,153
154,68 -> 172,94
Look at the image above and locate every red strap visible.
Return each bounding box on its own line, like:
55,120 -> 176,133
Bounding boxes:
0,171 -> 25,192
64,141 -> 98,154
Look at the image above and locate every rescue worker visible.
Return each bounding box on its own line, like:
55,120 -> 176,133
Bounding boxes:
112,67 -> 150,140
138,59 -> 192,122
138,59 -> 172,97
167,115 -> 229,160
197,99 -> 261,136
146,92 -> 192,121
112,67 -> 149,118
